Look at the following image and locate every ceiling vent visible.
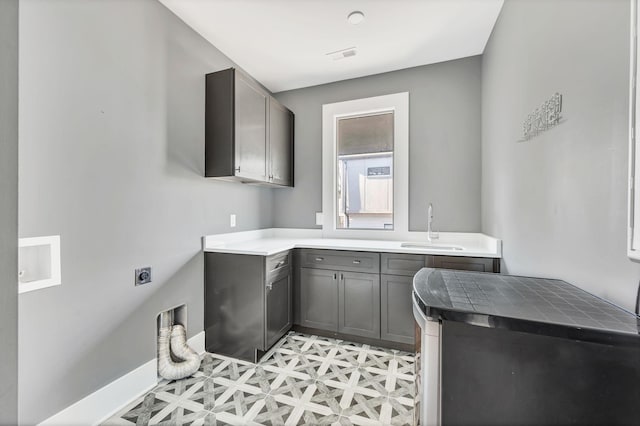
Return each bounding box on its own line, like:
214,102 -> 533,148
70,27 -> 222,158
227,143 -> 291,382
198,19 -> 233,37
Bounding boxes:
326,47 -> 357,61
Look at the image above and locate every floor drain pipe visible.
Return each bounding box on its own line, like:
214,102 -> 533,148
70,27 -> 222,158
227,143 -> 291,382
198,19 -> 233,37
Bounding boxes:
158,310 -> 201,380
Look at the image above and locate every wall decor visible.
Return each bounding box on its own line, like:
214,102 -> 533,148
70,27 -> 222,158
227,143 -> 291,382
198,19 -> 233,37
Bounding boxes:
521,92 -> 563,141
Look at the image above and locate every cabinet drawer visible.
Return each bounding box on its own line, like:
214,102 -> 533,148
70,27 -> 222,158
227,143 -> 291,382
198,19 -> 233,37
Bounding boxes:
267,250 -> 290,276
427,255 -> 497,272
381,253 -> 426,276
267,262 -> 290,284
299,249 -> 379,273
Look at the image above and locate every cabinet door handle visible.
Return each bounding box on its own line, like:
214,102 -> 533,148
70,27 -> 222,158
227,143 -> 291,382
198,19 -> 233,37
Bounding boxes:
235,167 -> 241,172
352,260 -> 361,264
315,257 -> 324,262
340,273 -> 344,280
333,273 -> 337,280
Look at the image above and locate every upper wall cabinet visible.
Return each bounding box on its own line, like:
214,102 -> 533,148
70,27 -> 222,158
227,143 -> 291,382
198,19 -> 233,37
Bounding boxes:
205,68 -> 294,187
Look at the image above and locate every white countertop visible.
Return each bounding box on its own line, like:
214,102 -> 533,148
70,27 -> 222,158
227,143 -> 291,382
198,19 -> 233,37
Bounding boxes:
202,228 -> 501,258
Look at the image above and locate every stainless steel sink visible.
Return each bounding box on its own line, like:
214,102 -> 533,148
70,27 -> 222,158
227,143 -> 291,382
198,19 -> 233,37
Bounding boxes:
400,242 -> 464,251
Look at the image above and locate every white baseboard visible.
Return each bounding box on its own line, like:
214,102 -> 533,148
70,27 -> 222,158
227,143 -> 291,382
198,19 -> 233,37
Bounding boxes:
39,331 -> 206,426
189,330 -> 206,355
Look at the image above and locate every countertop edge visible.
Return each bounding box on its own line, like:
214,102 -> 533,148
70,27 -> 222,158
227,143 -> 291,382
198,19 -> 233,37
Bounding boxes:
202,243 -> 501,258
201,228 -> 502,258
417,299 -> 640,347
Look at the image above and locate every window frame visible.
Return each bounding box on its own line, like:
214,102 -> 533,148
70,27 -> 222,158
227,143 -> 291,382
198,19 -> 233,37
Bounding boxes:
322,92 -> 409,239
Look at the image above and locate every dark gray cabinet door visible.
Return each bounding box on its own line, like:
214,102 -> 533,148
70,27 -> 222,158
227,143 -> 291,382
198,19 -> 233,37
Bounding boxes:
381,274 -> 415,344
269,98 -> 293,186
300,267 -> 338,331
205,69 -> 234,178
234,73 -> 267,181
338,272 -> 380,339
266,272 -> 292,349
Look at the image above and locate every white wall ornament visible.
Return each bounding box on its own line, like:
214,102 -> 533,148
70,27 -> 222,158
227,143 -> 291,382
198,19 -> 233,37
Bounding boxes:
521,92 -> 563,141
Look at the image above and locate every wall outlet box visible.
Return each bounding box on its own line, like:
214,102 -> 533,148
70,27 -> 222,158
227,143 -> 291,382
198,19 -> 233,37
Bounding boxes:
18,235 -> 62,294
230,214 -> 236,227
315,212 -> 323,226
135,267 -> 152,286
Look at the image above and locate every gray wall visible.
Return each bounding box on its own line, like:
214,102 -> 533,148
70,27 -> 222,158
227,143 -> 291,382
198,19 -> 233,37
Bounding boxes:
274,57 -> 482,232
482,0 -> 640,311
0,0 -> 19,424
18,0 -> 273,423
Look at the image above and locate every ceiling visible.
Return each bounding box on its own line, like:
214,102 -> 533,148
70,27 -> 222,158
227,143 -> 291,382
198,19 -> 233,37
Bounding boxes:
159,0 -> 504,93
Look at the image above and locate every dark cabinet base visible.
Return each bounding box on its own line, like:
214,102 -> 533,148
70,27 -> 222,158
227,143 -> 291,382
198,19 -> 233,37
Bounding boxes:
205,249 -> 499,361
204,253 -> 265,362
205,251 -> 292,363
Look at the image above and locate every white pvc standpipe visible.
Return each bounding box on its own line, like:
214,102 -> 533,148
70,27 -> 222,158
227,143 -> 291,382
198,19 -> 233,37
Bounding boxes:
157,312 -> 201,381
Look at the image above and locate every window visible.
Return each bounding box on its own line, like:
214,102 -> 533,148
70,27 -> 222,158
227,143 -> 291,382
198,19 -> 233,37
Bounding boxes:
337,112 -> 394,230
322,93 -> 409,239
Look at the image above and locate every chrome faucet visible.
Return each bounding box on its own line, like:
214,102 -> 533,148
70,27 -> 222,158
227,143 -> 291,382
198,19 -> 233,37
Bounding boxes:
427,203 -> 439,242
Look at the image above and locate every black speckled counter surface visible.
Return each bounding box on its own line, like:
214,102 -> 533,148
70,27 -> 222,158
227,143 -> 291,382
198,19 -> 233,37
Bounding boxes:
413,268 -> 640,345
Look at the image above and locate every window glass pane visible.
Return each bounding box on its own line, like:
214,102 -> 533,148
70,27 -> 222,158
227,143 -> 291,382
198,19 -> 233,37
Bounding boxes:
336,112 -> 394,230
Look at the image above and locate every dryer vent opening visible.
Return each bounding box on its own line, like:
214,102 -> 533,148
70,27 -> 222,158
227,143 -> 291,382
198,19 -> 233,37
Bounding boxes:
156,305 -> 201,380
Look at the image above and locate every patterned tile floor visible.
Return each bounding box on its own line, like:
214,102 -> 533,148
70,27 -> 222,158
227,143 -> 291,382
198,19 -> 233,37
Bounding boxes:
104,332 -> 416,425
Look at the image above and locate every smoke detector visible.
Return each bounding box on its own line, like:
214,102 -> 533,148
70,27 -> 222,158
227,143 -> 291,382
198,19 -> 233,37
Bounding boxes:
326,47 -> 357,61
347,11 -> 365,25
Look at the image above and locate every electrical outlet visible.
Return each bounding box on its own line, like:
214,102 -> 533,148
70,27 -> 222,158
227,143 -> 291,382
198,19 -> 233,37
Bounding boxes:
135,267 -> 152,286
230,214 -> 236,227
316,212 -> 323,226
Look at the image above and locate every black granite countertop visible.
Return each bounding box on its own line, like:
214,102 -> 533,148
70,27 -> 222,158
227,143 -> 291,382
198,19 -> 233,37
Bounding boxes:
413,268 -> 640,345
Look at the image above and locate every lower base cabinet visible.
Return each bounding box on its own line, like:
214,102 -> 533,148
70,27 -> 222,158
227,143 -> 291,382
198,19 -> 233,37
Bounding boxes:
205,249 -> 499,360
205,251 -> 292,362
380,274 -> 414,344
